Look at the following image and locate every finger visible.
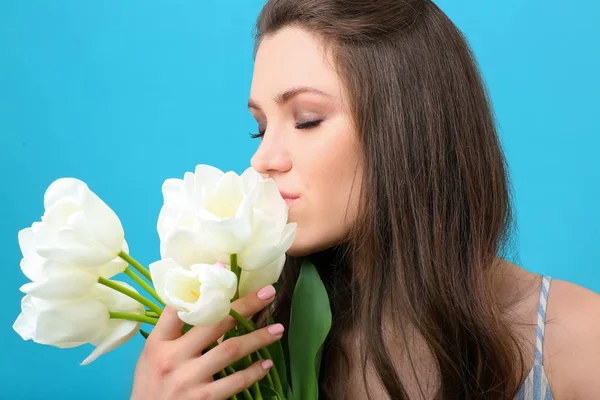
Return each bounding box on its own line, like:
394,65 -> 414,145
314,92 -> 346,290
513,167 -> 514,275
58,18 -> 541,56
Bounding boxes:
177,284 -> 277,352
230,284 -> 278,320
151,306 -> 185,341
184,323 -> 284,380
191,359 -> 273,400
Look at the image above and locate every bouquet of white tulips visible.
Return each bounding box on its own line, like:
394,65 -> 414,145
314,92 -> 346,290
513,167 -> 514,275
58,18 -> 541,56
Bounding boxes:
13,164 -> 332,400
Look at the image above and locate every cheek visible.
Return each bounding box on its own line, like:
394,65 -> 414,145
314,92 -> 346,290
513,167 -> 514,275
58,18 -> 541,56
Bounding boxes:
289,124 -> 362,255
311,125 -> 362,220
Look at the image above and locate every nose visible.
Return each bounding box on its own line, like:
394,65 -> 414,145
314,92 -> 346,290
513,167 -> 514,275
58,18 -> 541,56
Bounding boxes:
250,134 -> 292,176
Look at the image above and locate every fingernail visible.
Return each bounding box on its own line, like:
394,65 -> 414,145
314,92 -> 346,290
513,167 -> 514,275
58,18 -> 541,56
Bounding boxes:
261,359 -> 273,370
257,285 -> 276,301
267,323 -> 284,336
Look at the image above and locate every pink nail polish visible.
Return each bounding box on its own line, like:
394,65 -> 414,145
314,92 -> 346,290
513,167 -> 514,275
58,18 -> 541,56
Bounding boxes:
267,323 -> 284,336
261,360 -> 273,370
257,285 -> 276,300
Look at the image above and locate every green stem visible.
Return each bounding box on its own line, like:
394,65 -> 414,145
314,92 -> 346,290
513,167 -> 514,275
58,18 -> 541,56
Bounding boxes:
182,323 -> 194,334
225,366 -> 254,400
119,251 -> 153,282
145,310 -> 159,318
229,309 -> 283,397
109,311 -> 158,325
251,382 -> 263,400
98,277 -> 163,316
124,267 -> 166,307
231,254 -> 241,301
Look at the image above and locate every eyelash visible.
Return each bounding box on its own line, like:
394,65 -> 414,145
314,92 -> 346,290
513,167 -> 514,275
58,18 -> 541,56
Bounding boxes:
249,119 -> 323,139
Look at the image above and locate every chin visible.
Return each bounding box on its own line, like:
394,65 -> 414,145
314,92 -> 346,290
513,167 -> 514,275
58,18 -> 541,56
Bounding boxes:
285,236 -> 343,258
285,244 -> 314,258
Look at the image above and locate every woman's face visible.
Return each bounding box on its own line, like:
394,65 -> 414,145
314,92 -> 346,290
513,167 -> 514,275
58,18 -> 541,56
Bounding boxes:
249,26 -> 363,257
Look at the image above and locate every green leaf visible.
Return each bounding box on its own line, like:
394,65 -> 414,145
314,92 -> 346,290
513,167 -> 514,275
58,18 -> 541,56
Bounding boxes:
287,260 -> 331,400
267,305 -> 288,395
259,384 -> 284,400
139,329 -> 150,339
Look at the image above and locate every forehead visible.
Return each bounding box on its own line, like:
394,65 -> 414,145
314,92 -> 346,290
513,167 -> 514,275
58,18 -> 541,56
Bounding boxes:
250,27 -> 343,101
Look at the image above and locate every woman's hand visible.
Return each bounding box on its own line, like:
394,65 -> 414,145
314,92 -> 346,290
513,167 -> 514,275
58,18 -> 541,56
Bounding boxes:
130,284 -> 282,400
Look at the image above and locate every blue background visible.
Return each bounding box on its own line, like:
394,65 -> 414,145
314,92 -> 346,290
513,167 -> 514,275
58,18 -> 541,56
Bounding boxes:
0,0 -> 598,398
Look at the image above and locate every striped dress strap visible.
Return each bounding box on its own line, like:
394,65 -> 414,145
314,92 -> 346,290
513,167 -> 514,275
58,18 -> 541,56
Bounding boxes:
535,275 -> 551,365
514,275 -> 554,400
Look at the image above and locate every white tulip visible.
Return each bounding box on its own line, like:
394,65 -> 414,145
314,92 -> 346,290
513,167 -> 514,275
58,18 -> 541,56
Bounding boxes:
18,226 -> 129,301
157,165 -> 296,272
13,295 -> 111,347
238,254 -> 286,298
19,226 -> 96,300
158,165 -> 255,266
13,281 -> 144,366
34,178 -> 128,268
149,258 -> 237,326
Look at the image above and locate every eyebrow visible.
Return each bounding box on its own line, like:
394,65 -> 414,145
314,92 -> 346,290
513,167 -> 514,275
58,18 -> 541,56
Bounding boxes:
247,86 -> 333,111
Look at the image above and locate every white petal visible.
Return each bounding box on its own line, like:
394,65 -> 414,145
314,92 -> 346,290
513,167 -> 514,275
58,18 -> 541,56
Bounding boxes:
18,227 -> 46,282
251,179 -> 288,232
163,267 -> 200,309
96,240 -> 129,279
36,199 -> 123,267
238,254 -> 285,298
19,256 -> 46,283
39,199 -> 80,233
37,225 -> 115,267
160,228 -> 217,267
193,164 -> 224,191
192,165 -> 224,209
157,206 -> 175,241
13,295 -> 37,340
19,267 -> 98,300
79,188 -> 124,256
200,198 -> 254,255
194,264 -> 238,300
238,223 -> 296,271
36,181 -> 125,267
183,171 -> 197,207
43,178 -> 86,210
241,167 -> 264,195
161,178 -> 185,209
179,289 -> 230,326
205,172 -> 245,219
80,319 -> 140,366
18,227 -> 36,258
149,259 -> 182,307
158,206 -> 200,242
34,299 -> 109,347
91,281 -> 144,312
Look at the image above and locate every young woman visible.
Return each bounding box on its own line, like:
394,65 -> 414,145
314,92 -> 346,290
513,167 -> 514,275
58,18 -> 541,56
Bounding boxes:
130,1 -> 600,398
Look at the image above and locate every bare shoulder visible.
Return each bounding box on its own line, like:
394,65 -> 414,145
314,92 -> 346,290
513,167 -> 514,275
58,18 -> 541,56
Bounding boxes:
545,278 -> 600,399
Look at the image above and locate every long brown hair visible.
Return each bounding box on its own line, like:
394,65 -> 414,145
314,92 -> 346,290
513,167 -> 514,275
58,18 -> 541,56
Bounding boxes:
251,0 -> 525,398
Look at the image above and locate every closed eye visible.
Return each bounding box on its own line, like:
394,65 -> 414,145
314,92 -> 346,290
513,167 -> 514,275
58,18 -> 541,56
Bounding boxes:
249,119 -> 323,139
296,119 -> 323,129
249,130 -> 265,139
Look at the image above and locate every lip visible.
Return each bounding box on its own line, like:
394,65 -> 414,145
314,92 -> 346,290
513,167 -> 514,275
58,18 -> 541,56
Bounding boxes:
283,198 -> 298,207
279,190 -> 300,207
279,190 -> 300,200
